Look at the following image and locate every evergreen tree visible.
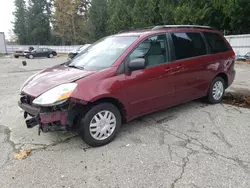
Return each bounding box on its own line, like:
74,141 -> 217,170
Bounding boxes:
13,0 -> 28,44
13,0 -> 250,44
132,0 -> 161,28
159,0 -> 177,25
107,0 -> 135,34
88,0 -> 108,41
26,0 -> 51,44
173,0 -> 205,25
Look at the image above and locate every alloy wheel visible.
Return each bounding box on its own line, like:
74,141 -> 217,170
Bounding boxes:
212,81 -> 224,100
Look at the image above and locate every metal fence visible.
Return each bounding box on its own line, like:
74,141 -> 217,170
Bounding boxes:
225,34 -> 250,56
6,45 -> 82,54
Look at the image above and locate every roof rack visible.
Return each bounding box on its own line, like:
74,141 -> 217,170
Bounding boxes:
118,26 -> 155,33
152,25 -> 214,30
118,25 -> 214,34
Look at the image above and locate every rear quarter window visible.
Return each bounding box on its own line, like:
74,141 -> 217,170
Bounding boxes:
204,32 -> 229,54
171,32 -> 207,60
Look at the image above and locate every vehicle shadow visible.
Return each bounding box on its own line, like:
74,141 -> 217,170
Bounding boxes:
118,99 -> 209,138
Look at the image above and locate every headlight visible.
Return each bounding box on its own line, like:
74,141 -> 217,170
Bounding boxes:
33,83 -> 77,106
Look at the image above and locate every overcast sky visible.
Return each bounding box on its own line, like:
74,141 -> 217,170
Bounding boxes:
0,0 -> 14,39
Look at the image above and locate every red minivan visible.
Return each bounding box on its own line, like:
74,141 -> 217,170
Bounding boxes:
18,25 -> 235,147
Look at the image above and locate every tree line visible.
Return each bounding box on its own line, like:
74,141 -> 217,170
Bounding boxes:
13,0 -> 250,45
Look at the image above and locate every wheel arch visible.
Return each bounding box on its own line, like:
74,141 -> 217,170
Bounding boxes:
215,72 -> 228,88
91,97 -> 127,123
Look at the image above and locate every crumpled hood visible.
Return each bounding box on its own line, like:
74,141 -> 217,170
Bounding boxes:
22,65 -> 95,97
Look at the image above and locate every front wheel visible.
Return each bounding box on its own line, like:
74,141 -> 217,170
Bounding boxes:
207,77 -> 225,104
28,54 -> 34,59
78,103 -> 121,147
48,53 -> 54,58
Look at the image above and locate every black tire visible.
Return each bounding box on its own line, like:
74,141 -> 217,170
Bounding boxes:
14,55 -> 19,58
78,103 -> 121,147
207,76 -> 225,104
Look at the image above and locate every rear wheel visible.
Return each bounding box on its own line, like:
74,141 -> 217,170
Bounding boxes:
14,55 -> 19,58
207,77 -> 225,104
78,103 -> 121,147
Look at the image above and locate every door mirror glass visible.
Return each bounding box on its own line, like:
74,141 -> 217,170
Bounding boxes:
128,58 -> 146,71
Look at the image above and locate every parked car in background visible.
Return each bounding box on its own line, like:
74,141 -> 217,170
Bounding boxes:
236,52 -> 250,61
19,25 -> 235,147
14,46 -> 34,58
68,44 -> 91,59
25,48 -> 57,59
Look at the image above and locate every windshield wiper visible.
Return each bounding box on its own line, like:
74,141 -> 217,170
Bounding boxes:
62,60 -> 72,66
66,64 -> 84,70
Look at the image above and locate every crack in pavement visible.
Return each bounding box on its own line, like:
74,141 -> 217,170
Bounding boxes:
0,125 -> 16,169
138,110 -> 250,174
158,124 -> 167,145
220,103 -> 247,114
156,116 -> 177,124
0,125 -> 91,169
202,110 -> 233,148
212,131 -> 233,148
168,144 -> 173,161
183,135 -> 250,174
1,125 -> 16,151
189,183 -> 202,188
203,110 -> 219,125
161,126 -> 250,174
170,151 -> 195,188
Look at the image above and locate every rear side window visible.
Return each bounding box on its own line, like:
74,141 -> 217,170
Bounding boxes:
171,32 -> 207,60
204,32 -> 229,54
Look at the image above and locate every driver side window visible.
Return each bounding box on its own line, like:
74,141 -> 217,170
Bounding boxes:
129,34 -> 168,68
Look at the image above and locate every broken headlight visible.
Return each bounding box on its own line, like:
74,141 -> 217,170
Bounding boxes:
33,83 -> 77,106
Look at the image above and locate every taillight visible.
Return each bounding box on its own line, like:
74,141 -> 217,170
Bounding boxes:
232,51 -> 236,60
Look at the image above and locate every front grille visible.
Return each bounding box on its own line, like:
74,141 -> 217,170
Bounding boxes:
19,95 -> 40,117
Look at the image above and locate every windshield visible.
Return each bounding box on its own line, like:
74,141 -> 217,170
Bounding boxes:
68,36 -> 138,70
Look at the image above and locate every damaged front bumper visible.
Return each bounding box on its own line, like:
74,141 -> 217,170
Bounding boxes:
18,95 -> 79,133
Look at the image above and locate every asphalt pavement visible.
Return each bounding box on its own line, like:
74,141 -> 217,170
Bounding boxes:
0,56 -> 249,188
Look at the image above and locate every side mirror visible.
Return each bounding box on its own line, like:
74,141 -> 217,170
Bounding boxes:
128,58 -> 146,71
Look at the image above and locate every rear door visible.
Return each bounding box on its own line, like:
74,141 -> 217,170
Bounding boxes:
169,32 -> 209,103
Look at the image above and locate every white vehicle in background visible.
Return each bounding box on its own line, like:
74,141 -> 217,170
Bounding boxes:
236,52 -> 250,62
14,46 -> 34,58
68,44 -> 91,59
